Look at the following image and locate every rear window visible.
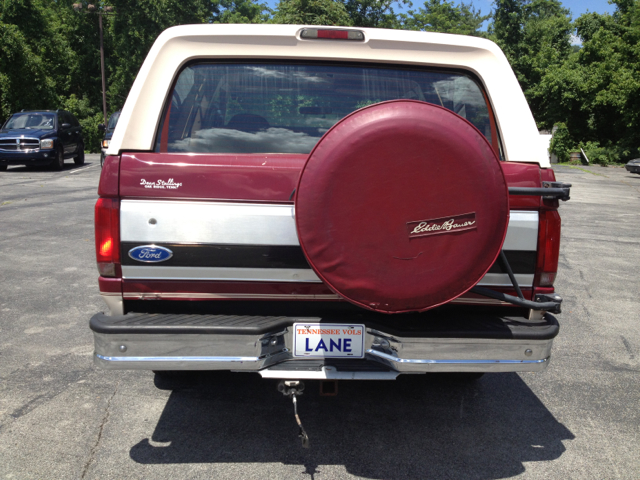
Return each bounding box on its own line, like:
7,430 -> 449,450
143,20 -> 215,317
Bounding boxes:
107,111 -> 120,131
156,62 -> 496,154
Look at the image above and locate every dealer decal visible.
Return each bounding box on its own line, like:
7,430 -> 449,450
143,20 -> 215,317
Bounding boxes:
140,178 -> 182,190
407,212 -> 477,238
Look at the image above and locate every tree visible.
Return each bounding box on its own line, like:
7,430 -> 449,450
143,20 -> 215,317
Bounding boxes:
272,0 -> 352,25
491,0 -> 573,128
538,1 -> 640,159
212,0 -> 272,23
0,0 -> 79,119
0,23 -> 57,121
340,0 -> 408,28
402,0 -> 490,36
106,0 -> 210,110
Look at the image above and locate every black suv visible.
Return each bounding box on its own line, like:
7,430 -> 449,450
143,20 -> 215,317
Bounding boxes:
0,110 -> 84,171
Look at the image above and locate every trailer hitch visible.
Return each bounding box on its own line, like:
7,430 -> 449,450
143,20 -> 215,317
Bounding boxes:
278,380 -> 310,448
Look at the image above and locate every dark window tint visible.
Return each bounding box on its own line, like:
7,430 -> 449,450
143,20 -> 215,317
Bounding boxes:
107,111 -> 120,131
157,63 -> 495,154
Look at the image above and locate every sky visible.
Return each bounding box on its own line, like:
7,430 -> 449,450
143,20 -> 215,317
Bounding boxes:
462,0 -> 613,18
264,0 -> 615,19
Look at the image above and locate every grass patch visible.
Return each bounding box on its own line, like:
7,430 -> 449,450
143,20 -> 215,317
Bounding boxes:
554,164 -> 608,176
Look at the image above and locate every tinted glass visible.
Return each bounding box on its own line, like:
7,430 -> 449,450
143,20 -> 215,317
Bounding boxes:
157,63 -> 494,154
107,111 -> 120,131
5,113 -> 56,130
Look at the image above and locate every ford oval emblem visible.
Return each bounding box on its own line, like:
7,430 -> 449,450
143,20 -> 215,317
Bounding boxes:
128,245 -> 173,263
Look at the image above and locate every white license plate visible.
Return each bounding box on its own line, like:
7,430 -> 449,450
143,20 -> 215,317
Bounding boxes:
293,323 -> 365,358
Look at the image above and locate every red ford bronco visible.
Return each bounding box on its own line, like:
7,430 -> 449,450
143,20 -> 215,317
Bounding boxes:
91,24 -> 569,445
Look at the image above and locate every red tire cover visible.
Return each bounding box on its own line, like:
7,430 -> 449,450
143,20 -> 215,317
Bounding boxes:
295,100 -> 509,313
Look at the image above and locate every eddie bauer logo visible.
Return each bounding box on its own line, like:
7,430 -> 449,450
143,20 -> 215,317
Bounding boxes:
407,212 -> 477,238
140,178 -> 182,189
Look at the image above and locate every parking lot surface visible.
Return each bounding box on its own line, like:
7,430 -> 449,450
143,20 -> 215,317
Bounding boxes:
0,159 -> 639,479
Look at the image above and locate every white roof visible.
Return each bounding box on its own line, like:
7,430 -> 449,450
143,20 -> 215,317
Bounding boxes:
108,24 -> 548,167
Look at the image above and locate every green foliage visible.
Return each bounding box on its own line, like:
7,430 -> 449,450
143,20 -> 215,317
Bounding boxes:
107,0 -> 211,110
492,0 -> 574,128
0,22 -> 58,121
340,0 -> 409,28
212,0 -> 272,23
401,0 -> 490,35
581,141 -> 635,166
549,123 -> 574,163
533,2 -> 640,161
272,0 -> 352,25
62,95 -> 104,153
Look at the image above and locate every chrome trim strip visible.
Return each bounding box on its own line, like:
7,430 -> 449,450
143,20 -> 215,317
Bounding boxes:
121,200 -> 538,251
121,265 -> 532,287
478,273 -> 533,287
123,292 -> 340,300
96,353 -> 261,363
366,349 -> 548,365
122,291 -> 508,304
121,265 -> 322,282
450,297 -> 510,305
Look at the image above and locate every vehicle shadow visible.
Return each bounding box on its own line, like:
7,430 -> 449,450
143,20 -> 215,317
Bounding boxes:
130,372 -> 574,479
2,162 -> 94,172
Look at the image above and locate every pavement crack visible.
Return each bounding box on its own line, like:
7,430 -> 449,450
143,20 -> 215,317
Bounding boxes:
81,381 -> 119,479
621,336 -> 635,360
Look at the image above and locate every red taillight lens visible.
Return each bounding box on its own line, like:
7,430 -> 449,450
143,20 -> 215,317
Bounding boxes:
318,29 -> 349,39
95,198 -> 120,277
535,210 -> 561,287
300,28 -> 365,41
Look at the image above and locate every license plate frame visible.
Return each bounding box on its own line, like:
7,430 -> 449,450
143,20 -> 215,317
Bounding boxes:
293,323 -> 365,359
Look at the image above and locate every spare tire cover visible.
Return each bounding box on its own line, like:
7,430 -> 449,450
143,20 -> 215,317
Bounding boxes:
295,100 -> 509,313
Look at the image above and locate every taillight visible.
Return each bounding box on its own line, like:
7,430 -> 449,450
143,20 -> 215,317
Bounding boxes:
534,209 -> 561,287
95,198 -> 120,277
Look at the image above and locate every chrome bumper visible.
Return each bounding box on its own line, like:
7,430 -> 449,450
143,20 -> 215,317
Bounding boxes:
91,312 -> 557,379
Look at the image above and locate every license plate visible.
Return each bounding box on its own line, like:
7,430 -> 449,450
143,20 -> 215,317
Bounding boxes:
293,323 -> 365,358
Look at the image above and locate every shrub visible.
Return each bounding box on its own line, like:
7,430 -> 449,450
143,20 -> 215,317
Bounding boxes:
61,95 -> 105,154
549,123 -> 574,163
581,141 -> 629,166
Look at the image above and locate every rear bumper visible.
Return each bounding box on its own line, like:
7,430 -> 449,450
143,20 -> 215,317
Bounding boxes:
90,310 -> 559,379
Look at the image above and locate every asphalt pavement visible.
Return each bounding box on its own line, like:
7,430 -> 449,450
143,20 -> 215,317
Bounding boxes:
0,158 -> 639,479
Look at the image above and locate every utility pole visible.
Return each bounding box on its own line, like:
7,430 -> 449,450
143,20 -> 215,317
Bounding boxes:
73,3 -> 115,125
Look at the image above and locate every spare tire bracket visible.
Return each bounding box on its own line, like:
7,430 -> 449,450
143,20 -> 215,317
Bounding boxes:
509,182 -> 571,201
